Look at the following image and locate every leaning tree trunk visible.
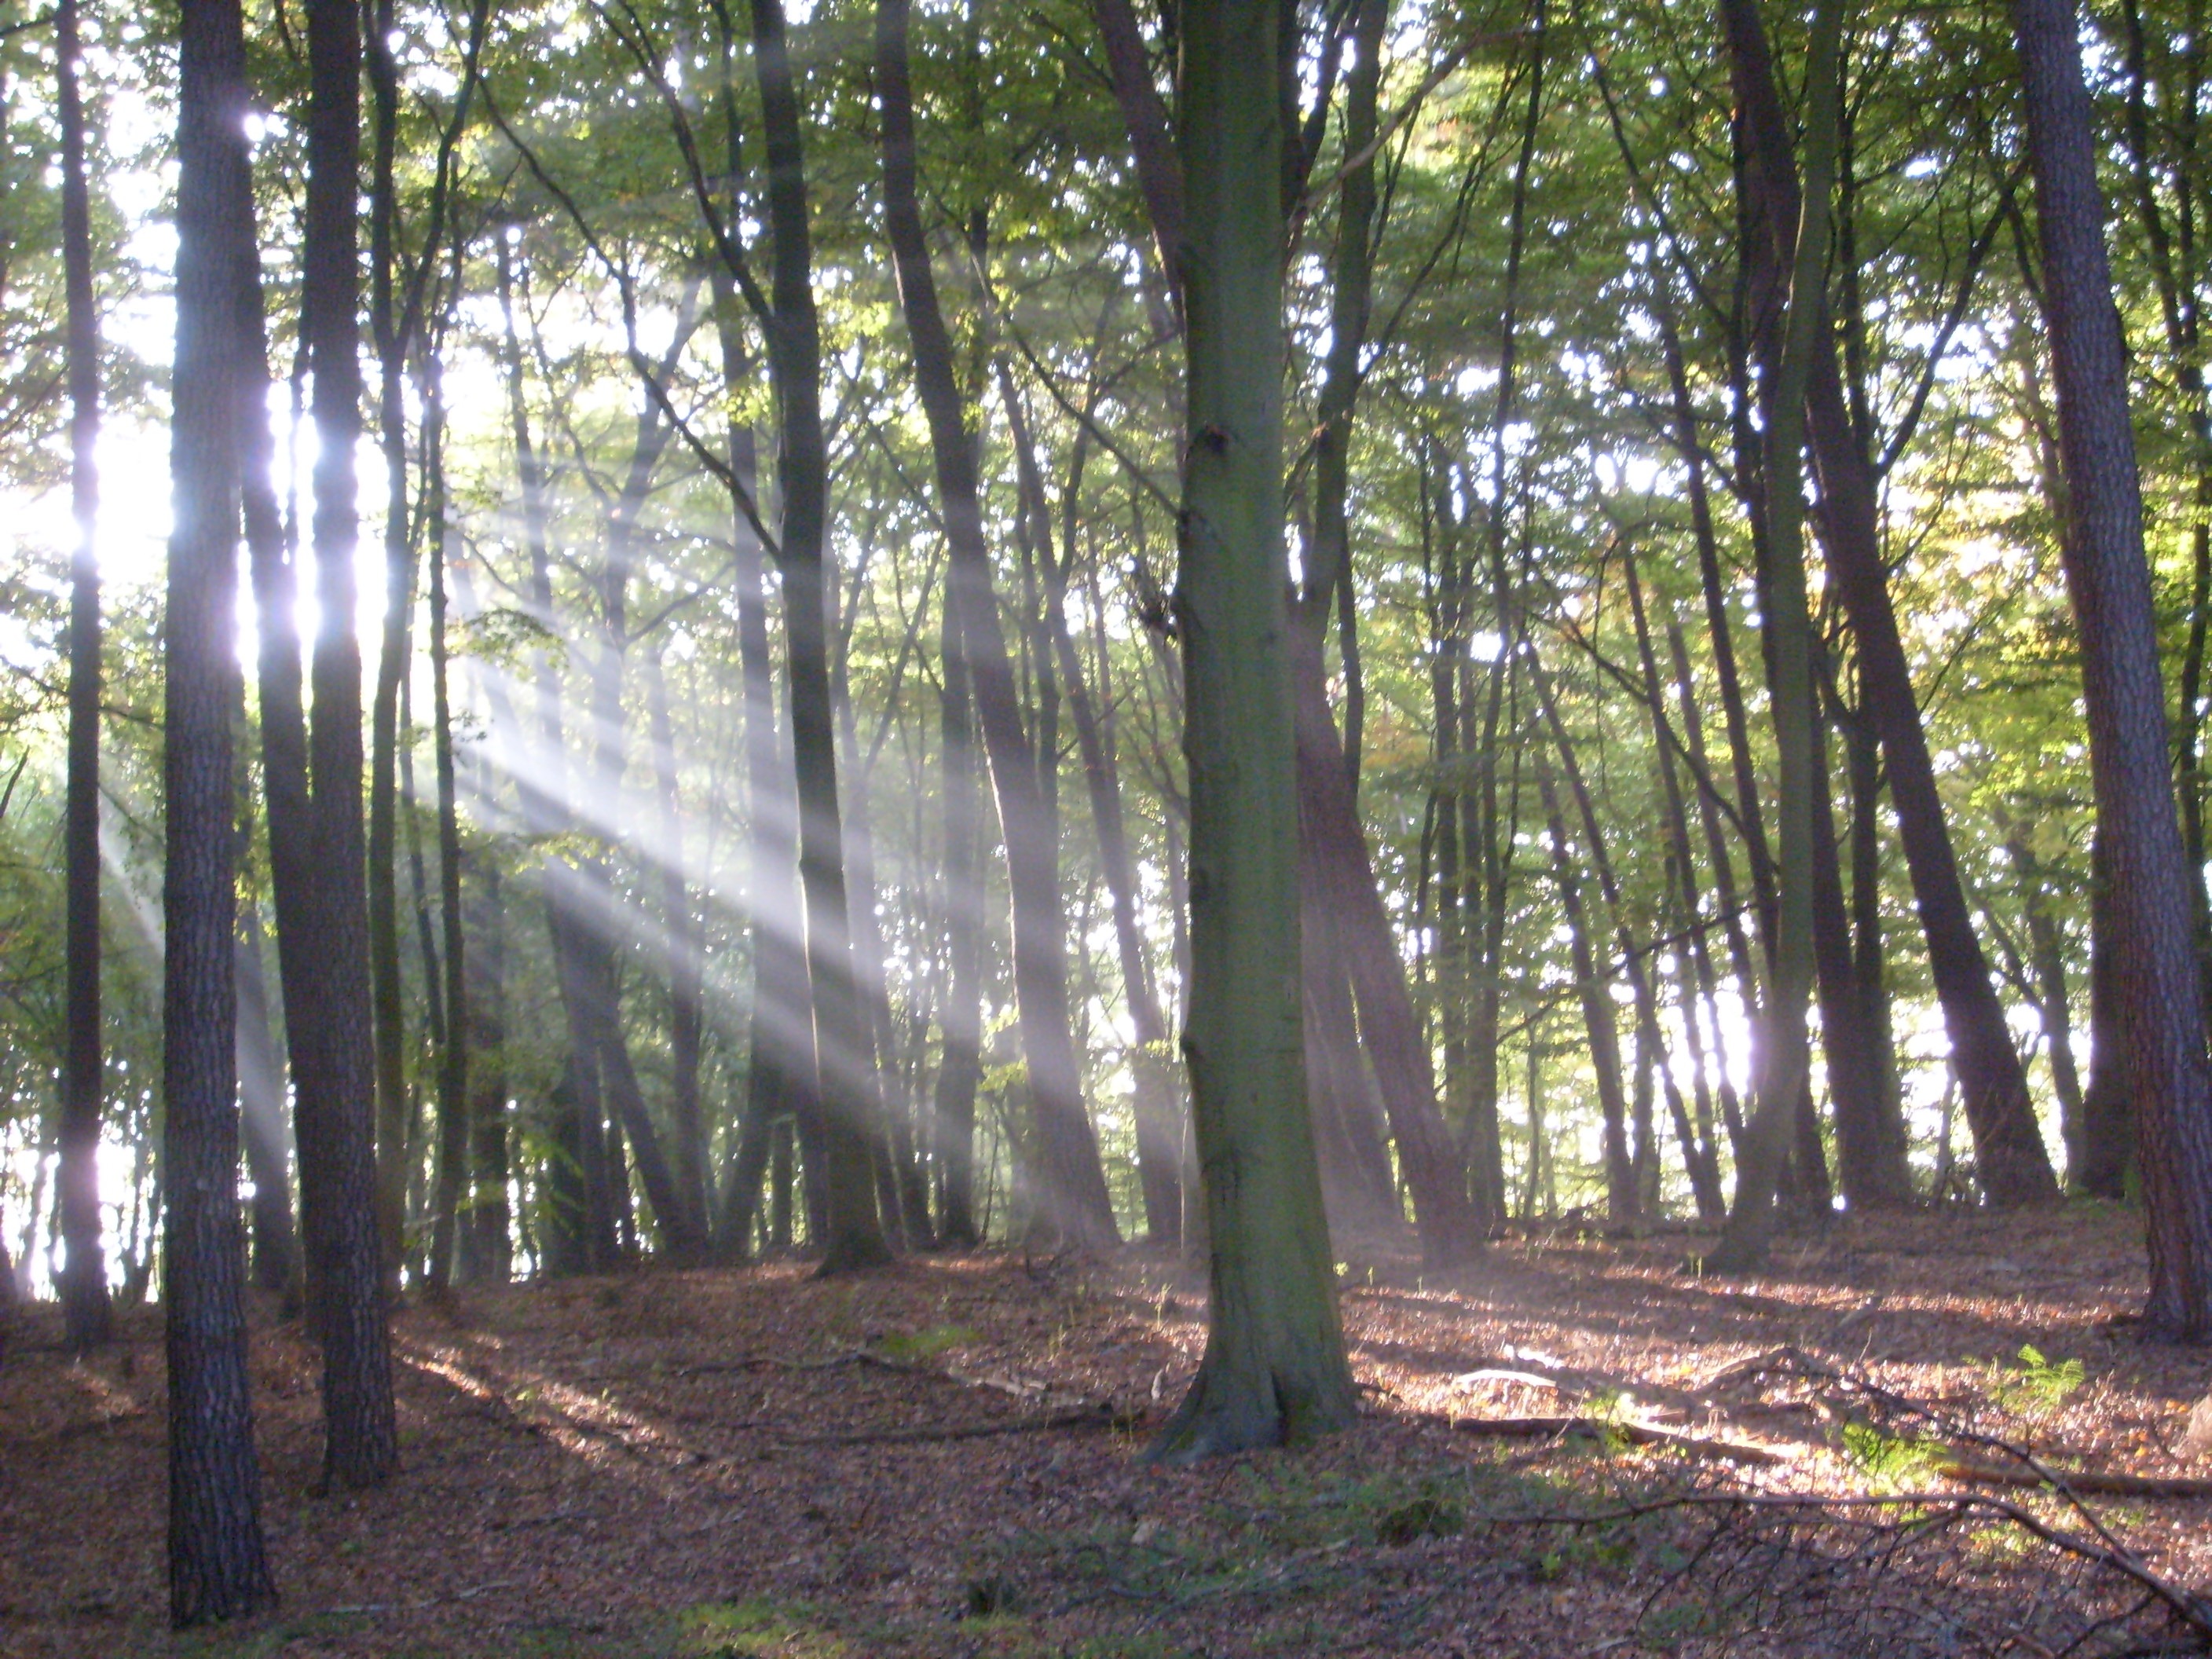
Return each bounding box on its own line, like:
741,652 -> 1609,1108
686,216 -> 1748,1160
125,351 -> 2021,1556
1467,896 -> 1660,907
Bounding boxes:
165,0 -> 276,1617
1726,0 -> 2056,1205
2015,0 -> 2212,1338
750,0 -> 891,1273
298,0 -> 397,1489
875,0 -> 1119,1247
56,0 -> 109,1354
1148,0 -> 1357,1462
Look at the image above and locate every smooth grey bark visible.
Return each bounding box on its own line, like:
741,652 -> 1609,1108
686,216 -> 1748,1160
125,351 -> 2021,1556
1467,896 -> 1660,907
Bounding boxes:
750,0 -> 892,1273
874,1 -> 1119,1247
1148,0 -> 1357,1462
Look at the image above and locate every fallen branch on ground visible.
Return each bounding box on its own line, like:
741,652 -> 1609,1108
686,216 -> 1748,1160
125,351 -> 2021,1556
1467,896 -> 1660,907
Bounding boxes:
1438,1413 -> 1785,1467
785,1402 -> 1120,1445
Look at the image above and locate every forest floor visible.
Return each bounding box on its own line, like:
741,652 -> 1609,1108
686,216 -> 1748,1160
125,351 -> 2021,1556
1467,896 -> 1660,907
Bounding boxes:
6,1203 -> 2212,1657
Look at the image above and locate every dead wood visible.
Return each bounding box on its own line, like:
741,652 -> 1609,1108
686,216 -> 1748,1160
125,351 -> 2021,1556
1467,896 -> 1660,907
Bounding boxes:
1439,1412 -> 1786,1467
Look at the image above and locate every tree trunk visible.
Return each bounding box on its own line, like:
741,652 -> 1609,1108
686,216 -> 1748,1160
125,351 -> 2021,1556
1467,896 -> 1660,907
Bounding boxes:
2012,822 -> 2087,1183
1624,556 -> 1726,1218
874,0 -> 1117,1248
1148,0 -> 1357,1461
2015,0 -> 2212,1336
460,849 -> 509,1283
750,0 -> 891,1273
1811,678 -> 1913,1207
298,0 -> 397,1489
932,582 -> 985,1247
1726,0 -> 2057,1205
646,652 -> 710,1244
365,0 -> 412,1284
236,892 -> 299,1299
166,0 -> 276,1614
56,0 -> 109,1354
426,361 -> 470,1291
2078,827 -> 2133,1197
1708,0 -> 1840,1273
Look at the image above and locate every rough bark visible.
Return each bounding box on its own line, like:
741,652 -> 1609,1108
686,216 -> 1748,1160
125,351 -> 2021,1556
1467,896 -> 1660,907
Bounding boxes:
2015,0 -> 2212,1336
57,0 -> 109,1353
165,0 -> 275,1615
298,0 -> 397,1487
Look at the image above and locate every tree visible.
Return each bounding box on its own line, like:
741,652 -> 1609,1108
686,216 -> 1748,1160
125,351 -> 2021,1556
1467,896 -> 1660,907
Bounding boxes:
1149,0 -> 1358,1460
55,0 -> 109,1355
295,0 -> 397,1489
749,0 -> 892,1274
875,0 -> 1119,1250
163,0 -> 275,1621
2013,0 -> 2212,1339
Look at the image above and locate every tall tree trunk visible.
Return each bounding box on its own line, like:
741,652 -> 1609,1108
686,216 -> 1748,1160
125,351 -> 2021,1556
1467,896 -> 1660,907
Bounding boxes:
166,0 -> 275,1614
646,653 -> 709,1243
1811,676 -> 1913,1207
2012,821 -> 2087,1181
1624,555 -> 1726,1218
459,849 -> 509,1283
56,0 -> 109,1354
364,0 -> 411,1284
932,581 -> 984,1247
236,895 -> 299,1298
1708,0 -> 1840,1272
2015,0 -> 2212,1336
298,0 -> 398,1487
1727,0 -> 2057,1204
1068,559 -> 1182,1243
750,0 -> 891,1272
874,0 -> 1118,1247
2078,826 -> 2133,1197
1149,0 -> 1357,1461
426,358 -> 470,1290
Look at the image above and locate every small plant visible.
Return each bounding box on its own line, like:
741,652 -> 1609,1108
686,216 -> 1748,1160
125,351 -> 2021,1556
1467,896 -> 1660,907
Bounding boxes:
874,1323 -> 977,1361
1843,1421 -> 1943,1488
1374,1489 -> 1465,1547
1991,1344 -> 2086,1420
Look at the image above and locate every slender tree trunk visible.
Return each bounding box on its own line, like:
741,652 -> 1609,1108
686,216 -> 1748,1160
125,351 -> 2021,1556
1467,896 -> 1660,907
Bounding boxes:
932,584 -> 984,1247
875,0 -> 1117,1247
751,0 -> 891,1272
1811,677 -> 1913,1207
460,850 -> 509,1282
426,359 -> 470,1290
365,0 -> 411,1284
1150,0 -> 1357,1460
1727,0 -> 2057,1205
298,0 -> 397,1486
1625,557 -> 1726,1217
1708,0 -> 1840,1273
56,0 -> 109,1354
2078,827 -> 2133,1197
646,653 -> 709,1243
2012,822 -> 2087,1181
493,240 -> 605,1273
2016,0 -> 2212,1336
166,0 -> 275,1613
236,889 -> 299,1300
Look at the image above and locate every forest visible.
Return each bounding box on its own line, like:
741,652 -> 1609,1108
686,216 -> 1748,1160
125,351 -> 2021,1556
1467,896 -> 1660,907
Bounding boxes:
5,0 -> 2212,1647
